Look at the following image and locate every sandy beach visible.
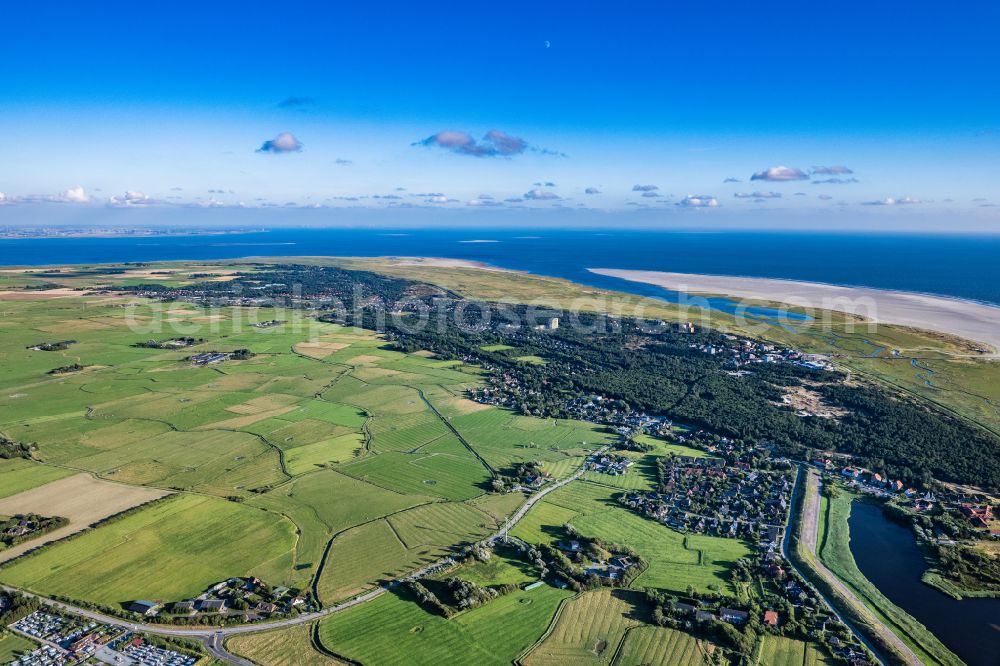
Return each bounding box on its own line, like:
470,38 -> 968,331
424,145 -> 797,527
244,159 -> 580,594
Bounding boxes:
589,268 -> 1000,353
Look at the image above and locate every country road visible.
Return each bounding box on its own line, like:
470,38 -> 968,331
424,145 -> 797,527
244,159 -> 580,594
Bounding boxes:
0,446 -> 605,664
793,467 -> 921,666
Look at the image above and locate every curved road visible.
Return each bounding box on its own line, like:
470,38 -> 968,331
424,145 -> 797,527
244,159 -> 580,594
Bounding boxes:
0,447 -> 605,664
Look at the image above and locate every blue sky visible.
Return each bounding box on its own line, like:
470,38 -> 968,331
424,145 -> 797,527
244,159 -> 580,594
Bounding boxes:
2,1 -> 999,229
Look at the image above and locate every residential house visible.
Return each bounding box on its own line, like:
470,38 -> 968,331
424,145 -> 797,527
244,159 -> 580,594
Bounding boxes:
126,600 -> 161,616
720,608 -> 749,625
197,599 -> 227,612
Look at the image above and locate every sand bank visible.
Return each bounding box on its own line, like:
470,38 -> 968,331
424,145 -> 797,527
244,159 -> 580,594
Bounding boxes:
589,268 -> 1000,353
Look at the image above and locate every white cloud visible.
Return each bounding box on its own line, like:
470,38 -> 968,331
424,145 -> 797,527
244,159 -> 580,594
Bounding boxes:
678,195 -> 719,208
632,184 -> 659,192
584,187 -> 601,194
108,191 -> 155,207
257,131 -> 303,154
414,130 -> 534,158
60,186 -> 90,203
751,166 -> 809,182
524,189 -> 560,200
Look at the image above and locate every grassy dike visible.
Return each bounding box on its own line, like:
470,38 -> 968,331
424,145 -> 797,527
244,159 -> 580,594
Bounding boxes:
815,491 -> 963,666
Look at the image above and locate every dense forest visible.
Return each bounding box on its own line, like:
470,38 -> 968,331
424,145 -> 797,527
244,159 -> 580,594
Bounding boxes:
116,264 -> 1000,491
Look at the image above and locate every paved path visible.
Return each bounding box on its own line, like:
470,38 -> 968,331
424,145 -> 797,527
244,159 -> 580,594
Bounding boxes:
790,467 -> 921,666
0,447 -> 605,664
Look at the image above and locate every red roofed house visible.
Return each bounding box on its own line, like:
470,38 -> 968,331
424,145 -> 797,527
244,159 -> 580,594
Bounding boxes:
763,610 -> 779,627
959,504 -> 994,529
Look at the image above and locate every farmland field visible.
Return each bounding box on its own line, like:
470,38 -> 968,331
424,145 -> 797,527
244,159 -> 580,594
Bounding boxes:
0,493 -> 297,607
511,480 -> 749,595
758,636 -> 833,666
0,459 -> 73,499
317,584 -> 572,665
227,624 -> 338,666
522,588 -> 645,665
0,293 -> 530,610
615,626 -> 712,666
0,473 -> 169,564
0,632 -> 37,663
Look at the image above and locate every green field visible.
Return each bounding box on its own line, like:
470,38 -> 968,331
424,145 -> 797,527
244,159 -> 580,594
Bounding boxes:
338,439 -> 490,501
283,432 -> 365,474
0,460 -> 73,499
227,624 -> 335,666
0,493 -> 297,608
511,481 -> 750,595
318,584 -> 572,665
615,625 -> 711,666
758,636 -> 832,666
0,632 -> 38,663
480,344 -> 514,352
523,588 -> 645,664
449,409 -> 615,472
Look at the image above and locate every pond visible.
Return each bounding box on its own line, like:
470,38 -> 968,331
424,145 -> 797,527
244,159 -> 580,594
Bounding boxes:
848,501 -> 1000,666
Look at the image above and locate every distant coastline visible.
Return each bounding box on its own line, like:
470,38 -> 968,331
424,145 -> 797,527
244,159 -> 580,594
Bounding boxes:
0,227 -> 267,240
2,228 -> 1000,308
589,267 -> 1000,353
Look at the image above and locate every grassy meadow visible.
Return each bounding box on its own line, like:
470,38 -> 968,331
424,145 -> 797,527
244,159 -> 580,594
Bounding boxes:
317,584 -> 573,665
226,624 -> 336,666
511,480 -> 750,596
758,636 -> 833,666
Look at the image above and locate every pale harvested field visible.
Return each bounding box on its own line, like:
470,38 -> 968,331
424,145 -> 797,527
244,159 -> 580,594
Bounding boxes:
198,405 -> 298,430
0,289 -> 91,301
0,474 -> 170,564
118,269 -> 179,279
346,354 -> 382,365
227,394 -> 302,415
436,395 -> 492,415
294,341 -> 350,359
227,624 -> 342,666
